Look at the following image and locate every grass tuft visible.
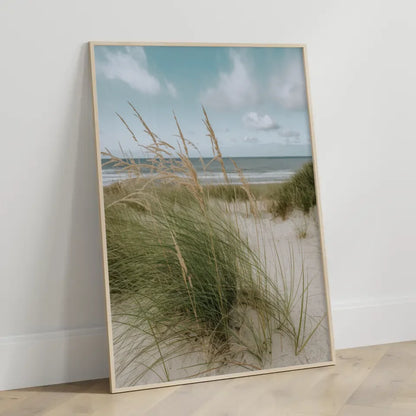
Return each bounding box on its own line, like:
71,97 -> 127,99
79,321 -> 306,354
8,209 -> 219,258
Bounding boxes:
268,162 -> 316,219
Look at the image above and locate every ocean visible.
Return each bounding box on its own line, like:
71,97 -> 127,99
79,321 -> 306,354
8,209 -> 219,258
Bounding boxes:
101,156 -> 312,186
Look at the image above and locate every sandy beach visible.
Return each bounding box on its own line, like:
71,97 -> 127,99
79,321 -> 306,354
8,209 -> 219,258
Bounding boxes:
111,199 -> 331,388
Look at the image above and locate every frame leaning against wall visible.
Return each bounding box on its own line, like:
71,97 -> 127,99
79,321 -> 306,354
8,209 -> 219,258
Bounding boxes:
89,42 -> 335,393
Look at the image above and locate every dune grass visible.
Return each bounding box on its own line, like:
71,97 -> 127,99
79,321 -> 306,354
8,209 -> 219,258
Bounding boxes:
267,162 -> 316,219
204,184 -> 250,202
103,104 -> 324,384
107,188 -> 282,380
203,166 -> 316,221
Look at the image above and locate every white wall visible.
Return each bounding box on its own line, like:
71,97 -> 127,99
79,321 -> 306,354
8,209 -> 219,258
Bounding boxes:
1,0 -> 416,390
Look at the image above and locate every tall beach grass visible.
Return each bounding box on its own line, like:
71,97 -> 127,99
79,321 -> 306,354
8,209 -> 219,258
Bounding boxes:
267,161 -> 316,219
103,104 -> 324,385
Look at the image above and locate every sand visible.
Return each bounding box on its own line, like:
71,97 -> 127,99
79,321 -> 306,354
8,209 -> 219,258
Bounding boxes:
111,201 -> 332,389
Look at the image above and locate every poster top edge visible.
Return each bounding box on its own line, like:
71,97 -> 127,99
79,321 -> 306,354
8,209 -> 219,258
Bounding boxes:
88,41 -> 307,48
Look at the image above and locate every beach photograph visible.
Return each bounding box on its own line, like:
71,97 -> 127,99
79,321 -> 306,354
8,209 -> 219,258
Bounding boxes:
91,44 -> 333,391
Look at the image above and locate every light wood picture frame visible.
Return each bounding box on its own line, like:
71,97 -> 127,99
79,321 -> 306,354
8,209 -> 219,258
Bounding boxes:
89,42 -> 335,393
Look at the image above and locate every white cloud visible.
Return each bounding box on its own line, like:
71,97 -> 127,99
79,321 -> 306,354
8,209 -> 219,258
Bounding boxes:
242,111 -> 279,130
201,51 -> 257,109
271,81 -> 306,110
243,136 -> 259,143
269,55 -> 307,110
278,129 -> 300,138
278,128 -> 302,145
165,80 -> 177,97
99,47 -> 161,95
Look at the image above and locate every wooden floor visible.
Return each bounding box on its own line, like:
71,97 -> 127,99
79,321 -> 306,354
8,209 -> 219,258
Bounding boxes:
1,341 -> 415,415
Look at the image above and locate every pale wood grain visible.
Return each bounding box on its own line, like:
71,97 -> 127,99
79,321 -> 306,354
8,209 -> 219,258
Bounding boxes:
1,342 -> 415,416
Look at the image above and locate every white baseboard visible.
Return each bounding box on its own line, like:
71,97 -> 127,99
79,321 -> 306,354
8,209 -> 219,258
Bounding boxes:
1,296 -> 415,391
332,295 -> 416,350
0,327 -> 108,391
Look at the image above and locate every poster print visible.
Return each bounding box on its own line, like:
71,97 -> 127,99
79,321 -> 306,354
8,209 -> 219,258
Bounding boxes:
90,43 -> 334,392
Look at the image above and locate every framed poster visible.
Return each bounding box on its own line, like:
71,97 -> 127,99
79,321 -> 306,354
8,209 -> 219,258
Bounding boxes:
89,42 -> 334,393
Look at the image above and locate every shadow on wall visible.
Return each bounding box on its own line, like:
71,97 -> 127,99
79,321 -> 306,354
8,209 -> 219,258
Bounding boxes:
62,42 -> 109,380
28,43 -> 108,384
61,43 -> 108,380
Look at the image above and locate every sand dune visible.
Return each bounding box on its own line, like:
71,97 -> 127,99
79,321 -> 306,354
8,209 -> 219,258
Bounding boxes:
111,202 -> 331,388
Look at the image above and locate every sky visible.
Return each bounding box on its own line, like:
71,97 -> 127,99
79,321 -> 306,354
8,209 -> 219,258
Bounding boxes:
94,45 -> 313,158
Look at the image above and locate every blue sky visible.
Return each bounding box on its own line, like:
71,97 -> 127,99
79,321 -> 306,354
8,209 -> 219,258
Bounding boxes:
94,45 -> 312,158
